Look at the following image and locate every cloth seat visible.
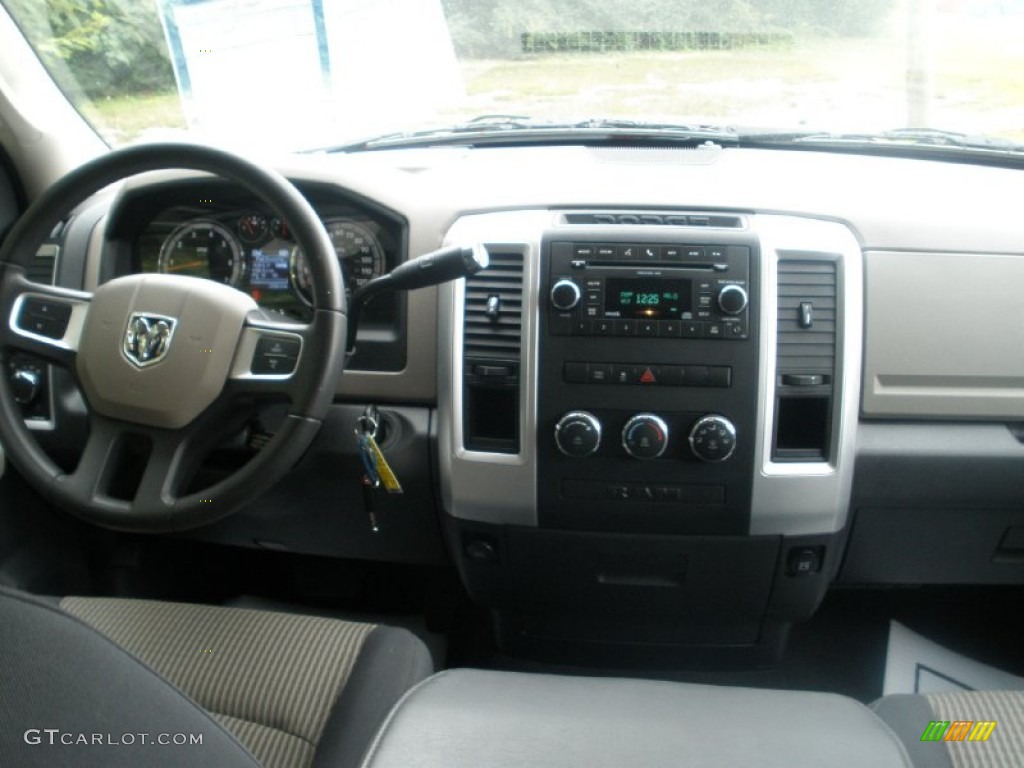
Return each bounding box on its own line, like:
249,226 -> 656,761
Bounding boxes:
0,587 -> 432,768
871,690 -> 1024,768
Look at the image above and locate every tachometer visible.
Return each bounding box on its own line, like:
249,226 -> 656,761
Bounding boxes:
290,218 -> 385,305
158,221 -> 244,286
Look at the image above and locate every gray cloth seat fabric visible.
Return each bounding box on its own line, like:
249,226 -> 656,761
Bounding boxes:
0,587 -> 432,768
360,668 -> 914,768
871,690 -> 1024,768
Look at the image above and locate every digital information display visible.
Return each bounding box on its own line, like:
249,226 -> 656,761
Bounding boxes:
604,278 -> 691,319
249,248 -> 291,291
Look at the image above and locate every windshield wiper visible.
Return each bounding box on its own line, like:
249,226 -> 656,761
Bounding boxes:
740,127 -> 1023,154
319,117 -> 739,152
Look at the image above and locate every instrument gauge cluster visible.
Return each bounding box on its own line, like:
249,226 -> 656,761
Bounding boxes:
137,200 -> 399,322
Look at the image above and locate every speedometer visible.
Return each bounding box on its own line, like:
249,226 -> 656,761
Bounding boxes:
290,218 -> 385,306
158,221 -> 244,286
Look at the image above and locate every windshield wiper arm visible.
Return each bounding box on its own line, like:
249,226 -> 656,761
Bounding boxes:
741,127 -> 1022,152
320,118 -> 738,152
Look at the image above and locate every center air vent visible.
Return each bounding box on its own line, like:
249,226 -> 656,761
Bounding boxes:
461,250 -> 524,454
562,211 -> 743,228
773,257 -> 838,462
463,251 -> 524,362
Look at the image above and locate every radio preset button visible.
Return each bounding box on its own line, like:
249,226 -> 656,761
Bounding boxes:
593,320 -> 613,335
660,320 -> 681,337
682,321 -> 704,338
637,321 -> 659,337
614,320 -> 636,336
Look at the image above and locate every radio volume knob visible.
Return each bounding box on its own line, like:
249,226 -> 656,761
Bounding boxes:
717,284 -> 748,315
550,279 -> 582,311
555,411 -> 602,457
689,415 -> 737,462
622,413 -> 669,459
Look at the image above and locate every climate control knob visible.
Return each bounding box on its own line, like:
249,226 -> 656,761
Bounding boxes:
689,415 -> 737,462
621,413 -> 669,459
717,284 -> 748,315
555,411 -> 602,457
550,279 -> 582,311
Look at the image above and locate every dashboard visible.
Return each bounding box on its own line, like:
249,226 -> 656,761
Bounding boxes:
10,142 -> 1024,665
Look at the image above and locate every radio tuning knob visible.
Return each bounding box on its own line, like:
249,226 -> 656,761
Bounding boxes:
621,413 -> 669,459
555,411 -> 602,457
689,415 -> 737,462
717,284 -> 748,315
550,279 -> 582,311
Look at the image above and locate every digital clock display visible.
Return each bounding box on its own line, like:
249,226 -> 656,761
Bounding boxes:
604,278 -> 691,319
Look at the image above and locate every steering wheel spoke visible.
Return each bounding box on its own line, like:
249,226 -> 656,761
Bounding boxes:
226,311 -> 313,400
0,275 -> 91,367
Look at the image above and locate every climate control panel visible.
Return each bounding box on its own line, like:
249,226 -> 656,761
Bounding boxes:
554,410 -> 737,463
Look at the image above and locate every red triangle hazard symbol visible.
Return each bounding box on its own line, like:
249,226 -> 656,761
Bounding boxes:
640,367 -> 656,384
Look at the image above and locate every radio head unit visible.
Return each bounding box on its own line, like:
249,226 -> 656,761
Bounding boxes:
548,241 -> 750,340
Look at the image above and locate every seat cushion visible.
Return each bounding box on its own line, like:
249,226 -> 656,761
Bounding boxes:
872,690 -> 1024,768
0,587 -> 260,768
60,596 -> 432,768
360,668 -> 913,768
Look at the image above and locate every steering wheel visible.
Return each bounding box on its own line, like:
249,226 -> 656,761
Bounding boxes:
0,144 -> 346,532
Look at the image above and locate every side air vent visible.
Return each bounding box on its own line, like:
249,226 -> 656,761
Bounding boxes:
776,259 -> 837,373
461,250 -> 524,454
463,251 -> 524,361
563,211 -> 743,228
773,257 -> 838,462
27,244 -> 60,285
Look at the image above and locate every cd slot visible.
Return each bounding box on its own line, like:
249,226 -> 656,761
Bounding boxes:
583,260 -> 718,271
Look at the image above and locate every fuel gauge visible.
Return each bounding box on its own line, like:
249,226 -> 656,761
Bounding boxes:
237,213 -> 269,244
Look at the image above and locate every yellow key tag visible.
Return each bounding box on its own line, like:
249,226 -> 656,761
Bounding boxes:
366,434 -> 403,494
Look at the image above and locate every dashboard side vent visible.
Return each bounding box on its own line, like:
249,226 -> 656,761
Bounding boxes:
27,243 -> 60,285
773,257 -> 838,462
563,211 -> 743,228
463,251 -> 524,361
461,250 -> 524,454
776,258 -> 837,373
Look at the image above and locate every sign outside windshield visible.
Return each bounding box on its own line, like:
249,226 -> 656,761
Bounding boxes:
157,0 -> 464,148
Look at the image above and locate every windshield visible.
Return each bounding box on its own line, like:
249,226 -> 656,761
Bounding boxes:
3,0 -> 1023,152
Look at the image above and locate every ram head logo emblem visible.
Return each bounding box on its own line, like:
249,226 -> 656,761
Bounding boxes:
123,313 -> 176,368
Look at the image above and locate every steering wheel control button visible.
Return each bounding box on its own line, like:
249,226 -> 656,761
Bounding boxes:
621,413 -> 669,459
555,411 -> 602,457
251,335 -> 301,375
689,415 -> 737,462
717,284 -> 749,315
550,278 -> 582,311
17,298 -> 72,339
